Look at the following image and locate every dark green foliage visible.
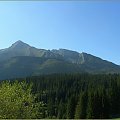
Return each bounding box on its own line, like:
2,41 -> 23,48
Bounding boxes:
67,96 -> 76,119
57,100 -> 66,119
18,73 -> 120,119
75,91 -> 88,119
47,98 -> 55,118
2,73 -> 120,119
87,88 -> 110,119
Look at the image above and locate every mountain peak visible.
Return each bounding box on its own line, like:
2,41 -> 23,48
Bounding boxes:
13,40 -> 25,45
10,40 -> 30,49
16,40 -> 23,43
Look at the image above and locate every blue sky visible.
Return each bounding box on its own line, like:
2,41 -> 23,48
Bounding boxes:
0,1 -> 120,64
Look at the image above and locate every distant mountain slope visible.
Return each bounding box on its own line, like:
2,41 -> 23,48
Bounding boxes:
0,56 -> 83,80
0,40 -> 120,80
80,53 -> 120,73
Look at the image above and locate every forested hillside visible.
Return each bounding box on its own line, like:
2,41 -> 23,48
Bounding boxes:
1,73 -> 120,119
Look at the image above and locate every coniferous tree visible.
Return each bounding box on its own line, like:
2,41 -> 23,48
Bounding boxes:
74,91 -> 88,119
57,100 -> 66,119
67,96 -> 76,119
47,98 -> 55,118
3,73 -> 120,119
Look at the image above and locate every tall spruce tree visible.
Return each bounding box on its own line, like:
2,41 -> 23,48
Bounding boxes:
57,100 -> 66,119
67,96 -> 76,119
74,91 -> 88,119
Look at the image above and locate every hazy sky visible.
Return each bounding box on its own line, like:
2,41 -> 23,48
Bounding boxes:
0,1 -> 120,64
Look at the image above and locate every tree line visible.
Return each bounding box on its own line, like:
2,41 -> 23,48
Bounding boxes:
1,73 -> 120,119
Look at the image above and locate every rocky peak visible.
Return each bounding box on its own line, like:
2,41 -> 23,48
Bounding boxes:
10,40 -> 30,49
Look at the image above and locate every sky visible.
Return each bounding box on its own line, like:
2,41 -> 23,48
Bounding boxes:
0,1 -> 120,64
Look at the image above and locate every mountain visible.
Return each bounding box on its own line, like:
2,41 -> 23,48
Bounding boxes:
0,40 -> 120,80
0,40 -> 63,62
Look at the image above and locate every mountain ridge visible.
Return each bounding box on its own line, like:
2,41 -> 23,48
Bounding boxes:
0,40 -> 120,80
0,40 -> 117,65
